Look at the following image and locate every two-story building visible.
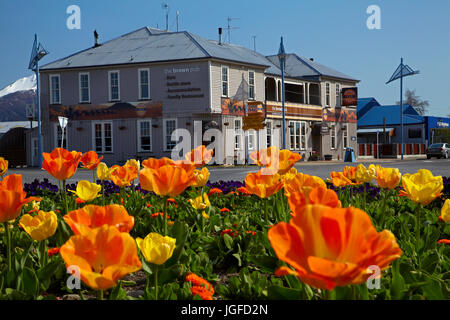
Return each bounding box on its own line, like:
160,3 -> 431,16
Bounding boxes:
27,27 -> 359,166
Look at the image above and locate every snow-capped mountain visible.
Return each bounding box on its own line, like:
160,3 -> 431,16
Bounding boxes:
0,74 -> 36,98
0,75 -> 37,121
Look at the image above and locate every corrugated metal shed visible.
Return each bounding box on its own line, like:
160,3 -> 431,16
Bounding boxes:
358,105 -> 423,126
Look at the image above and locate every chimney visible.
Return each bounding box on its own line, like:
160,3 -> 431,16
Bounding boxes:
93,30 -> 100,48
218,28 -> 222,45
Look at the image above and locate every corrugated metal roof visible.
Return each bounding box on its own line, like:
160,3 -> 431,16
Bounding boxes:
358,104 -> 423,126
265,54 -> 358,81
41,27 -> 270,70
357,97 -> 380,118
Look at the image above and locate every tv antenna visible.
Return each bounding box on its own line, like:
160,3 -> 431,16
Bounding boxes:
176,10 -> 180,32
252,35 -> 256,51
162,1 -> 169,31
226,17 -> 239,43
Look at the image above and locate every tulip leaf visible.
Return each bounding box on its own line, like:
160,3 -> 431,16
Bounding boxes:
37,260 -> 62,283
166,221 -> 189,267
267,285 -> 302,300
422,278 -> 444,300
247,255 -> 278,273
22,267 -> 39,298
223,233 -> 233,250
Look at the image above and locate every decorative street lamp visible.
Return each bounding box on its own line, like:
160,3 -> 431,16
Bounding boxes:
386,58 -> 419,160
28,34 -> 49,167
278,37 -> 286,149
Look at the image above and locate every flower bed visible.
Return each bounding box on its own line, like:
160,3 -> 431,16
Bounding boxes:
0,148 -> 449,300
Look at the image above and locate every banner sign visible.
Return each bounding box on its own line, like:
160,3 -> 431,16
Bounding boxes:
341,87 -> 358,106
322,108 -> 357,123
221,98 -> 265,116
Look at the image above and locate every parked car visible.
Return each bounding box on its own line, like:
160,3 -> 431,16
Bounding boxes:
426,143 -> 450,159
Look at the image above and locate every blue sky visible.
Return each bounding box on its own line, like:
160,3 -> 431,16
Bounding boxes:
1,0 -> 449,116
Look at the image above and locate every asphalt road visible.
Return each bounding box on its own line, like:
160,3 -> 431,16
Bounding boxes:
6,157 -> 450,185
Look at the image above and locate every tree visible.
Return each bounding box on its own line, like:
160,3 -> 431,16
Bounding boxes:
397,89 -> 429,115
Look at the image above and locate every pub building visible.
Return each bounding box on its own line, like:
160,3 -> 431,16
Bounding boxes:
26,27 -> 359,166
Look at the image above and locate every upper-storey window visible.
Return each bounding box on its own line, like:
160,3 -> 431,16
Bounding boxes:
335,83 -> 340,107
222,66 -> 228,97
108,71 -> 120,101
79,73 -> 90,103
139,69 -> 150,100
49,74 -> 61,104
248,70 -> 255,100
325,82 -> 330,106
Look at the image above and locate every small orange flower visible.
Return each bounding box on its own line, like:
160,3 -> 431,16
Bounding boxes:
229,191 -> 239,196
47,247 -> 60,257
246,230 -> 256,236
64,204 -> 135,235
184,145 -> 213,167
208,188 -> 223,196
220,208 -> 230,213
185,273 -> 214,295
437,239 -> 450,244
237,187 -> 252,195
268,205 -> 402,290
190,286 -> 213,300
42,148 -> 82,181
75,198 -> 86,205
0,174 -> 40,223
146,203 -> 152,208
167,198 -> 177,205
139,165 -> 196,197
80,151 -> 103,170
244,170 -> 284,198
151,212 -> 170,219
60,225 -> 142,291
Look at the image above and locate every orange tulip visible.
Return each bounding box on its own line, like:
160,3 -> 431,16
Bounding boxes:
343,166 -> 357,182
375,165 -> 401,189
284,172 -> 326,197
139,165 -> 196,197
185,145 -> 213,167
64,204 -> 135,235
60,225 -> 142,290
80,151 -> 103,170
110,164 -> 138,187
0,174 -> 40,223
42,148 -> 82,181
268,204 -> 402,290
288,186 -> 341,213
244,170 -> 284,198
141,157 -> 175,170
250,146 -> 301,175
330,171 -> 355,187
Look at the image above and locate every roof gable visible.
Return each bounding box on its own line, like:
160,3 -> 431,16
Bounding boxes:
358,104 -> 423,127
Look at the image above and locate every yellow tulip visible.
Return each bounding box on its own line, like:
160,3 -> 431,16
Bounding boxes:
355,164 -> 376,183
69,180 -> 101,201
440,199 -> 450,223
0,157 -> 8,177
192,167 -> 210,187
96,162 -> 114,180
202,211 -> 210,219
19,210 -> 58,241
375,165 -> 401,189
188,193 -> 211,210
399,169 -> 443,205
136,232 -> 176,265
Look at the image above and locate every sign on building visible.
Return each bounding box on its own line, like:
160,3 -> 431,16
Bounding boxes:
341,87 -> 358,106
26,103 -> 36,120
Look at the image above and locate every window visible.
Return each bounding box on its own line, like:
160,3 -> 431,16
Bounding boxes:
234,119 -> 242,150
408,128 -> 422,138
49,74 -> 61,104
163,119 -> 177,151
266,121 -> 272,147
325,82 -> 330,106
335,83 -> 340,107
54,123 -> 68,149
248,130 -> 256,150
93,121 -> 113,153
330,124 -> 336,149
137,119 -> 152,152
248,70 -> 255,100
79,73 -> 90,103
289,121 -> 307,150
139,69 -> 150,100
108,71 -> 120,101
343,124 -> 348,148
222,66 -> 228,97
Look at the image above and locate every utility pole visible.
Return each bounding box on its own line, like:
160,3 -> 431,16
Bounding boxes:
176,10 -> 179,32
163,1 -> 169,31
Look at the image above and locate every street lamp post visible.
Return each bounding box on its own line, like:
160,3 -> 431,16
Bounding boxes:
278,37 -> 286,149
28,34 -> 48,167
386,58 -> 419,160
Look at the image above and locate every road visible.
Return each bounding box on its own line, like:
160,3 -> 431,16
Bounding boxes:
6,157 -> 450,184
